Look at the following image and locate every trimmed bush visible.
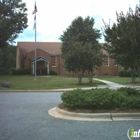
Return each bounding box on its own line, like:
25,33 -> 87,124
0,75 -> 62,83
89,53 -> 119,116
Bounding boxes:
118,87 -> 140,96
11,68 -> 30,75
49,70 -> 57,75
119,69 -> 138,77
119,70 -> 131,77
9,67 -> 15,74
118,70 -> 124,77
61,88 -> 140,110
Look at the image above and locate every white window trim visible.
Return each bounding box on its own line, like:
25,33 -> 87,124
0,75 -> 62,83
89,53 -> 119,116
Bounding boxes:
51,56 -> 57,67
104,56 -> 109,66
114,60 -> 117,66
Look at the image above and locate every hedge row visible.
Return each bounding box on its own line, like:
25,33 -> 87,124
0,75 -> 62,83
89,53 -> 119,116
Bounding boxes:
9,68 -> 30,75
119,70 -> 137,77
119,70 -> 131,77
9,68 -> 57,75
36,69 -> 57,75
49,70 -> 57,75
61,88 -> 140,109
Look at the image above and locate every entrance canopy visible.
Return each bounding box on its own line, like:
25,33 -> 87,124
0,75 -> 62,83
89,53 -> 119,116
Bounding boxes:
32,56 -> 50,75
32,56 -> 49,63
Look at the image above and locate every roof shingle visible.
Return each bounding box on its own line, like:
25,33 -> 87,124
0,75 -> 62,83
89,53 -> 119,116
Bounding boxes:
18,42 -> 62,55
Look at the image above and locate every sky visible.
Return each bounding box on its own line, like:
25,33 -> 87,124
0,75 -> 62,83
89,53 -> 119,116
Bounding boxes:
15,0 -> 139,45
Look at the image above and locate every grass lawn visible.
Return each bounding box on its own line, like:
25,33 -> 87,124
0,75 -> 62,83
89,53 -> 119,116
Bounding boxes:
1,75 -> 139,90
97,76 -> 140,85
0,75 -> 104,90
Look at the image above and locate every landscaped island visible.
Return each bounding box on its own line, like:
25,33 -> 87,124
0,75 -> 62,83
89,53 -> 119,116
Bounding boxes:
59,88 -> 140,113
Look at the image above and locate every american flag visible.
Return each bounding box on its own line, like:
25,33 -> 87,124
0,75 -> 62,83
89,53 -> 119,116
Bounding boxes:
32,2 -> 37,14
33,15 -> 36,30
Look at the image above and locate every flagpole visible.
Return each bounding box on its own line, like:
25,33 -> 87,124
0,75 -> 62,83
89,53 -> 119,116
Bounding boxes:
33,1 -> 37,81
34,13 -> 37,81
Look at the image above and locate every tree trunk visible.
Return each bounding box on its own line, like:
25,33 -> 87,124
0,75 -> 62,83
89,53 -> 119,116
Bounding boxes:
130,69 -> 136,83
88,71 -> 93,83
78,73 -> 82,84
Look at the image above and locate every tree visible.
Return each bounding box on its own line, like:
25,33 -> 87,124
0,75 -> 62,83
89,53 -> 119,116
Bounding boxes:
0,0 -> 28,48
60,16 -> 103,84
102,5 -> 140,82
0,45 -> 16,74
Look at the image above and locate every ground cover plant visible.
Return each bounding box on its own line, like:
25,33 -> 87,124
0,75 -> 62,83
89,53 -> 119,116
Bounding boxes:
0,75 -> 104,90
60,87 -> 140,113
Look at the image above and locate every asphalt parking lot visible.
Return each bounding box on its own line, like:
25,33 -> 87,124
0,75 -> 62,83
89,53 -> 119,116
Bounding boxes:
0,92 -> 139,140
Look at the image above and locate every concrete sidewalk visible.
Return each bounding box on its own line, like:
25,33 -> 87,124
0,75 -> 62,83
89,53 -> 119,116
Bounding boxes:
93,78 -> 126,89
49,78 -> 140,91
50,78 -> 140,91
93,78 -> 140,89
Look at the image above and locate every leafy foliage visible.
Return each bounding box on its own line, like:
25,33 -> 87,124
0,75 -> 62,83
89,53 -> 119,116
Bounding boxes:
62,42 -> 102,73
118,87 -> 140,96
119,69 -> 131,77
60,16 -> 103,84
60,16 -> 101,49
119,69 -> 138,77
102,5 -> 140,82
49,70 -> 57,75
10,68 -> 30,75
0,45 -> 16,74
0,0 -> 28,47
61,88 -> 140,109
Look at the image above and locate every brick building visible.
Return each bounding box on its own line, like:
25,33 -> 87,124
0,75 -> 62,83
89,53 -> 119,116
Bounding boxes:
16,42 -> 121,76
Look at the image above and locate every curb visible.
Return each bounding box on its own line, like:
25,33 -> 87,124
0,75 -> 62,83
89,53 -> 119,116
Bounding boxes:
0,90 -> 64,92
0,87 -> 104,92
111,113 -> 140,121
0,87 -> 126,92
1,86 -> 140,93
54,107 -> 140,121
56,107 -> 111,119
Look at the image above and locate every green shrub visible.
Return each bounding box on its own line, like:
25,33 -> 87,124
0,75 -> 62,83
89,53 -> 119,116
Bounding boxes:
124,70 -> 131,77
118,87 -> 140,96
119,69 -> 138,77
118,70 -> 124,77
9,67 -> 16,74
42,69 -> 47,75
12,68 -> 30,75
49,70 -> 57,75
119,70 -> 131,77
61,88 -> 140,110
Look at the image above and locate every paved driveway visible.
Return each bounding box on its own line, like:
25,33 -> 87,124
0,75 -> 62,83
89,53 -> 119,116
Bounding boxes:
0,92 -> 139,140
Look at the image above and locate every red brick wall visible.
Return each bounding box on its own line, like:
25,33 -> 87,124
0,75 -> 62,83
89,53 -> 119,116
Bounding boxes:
94,58 -> 121,76
22,49 -> 61,75
20,49 -> 121,76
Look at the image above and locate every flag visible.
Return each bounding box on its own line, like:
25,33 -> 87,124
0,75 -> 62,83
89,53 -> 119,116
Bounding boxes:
32,2 -> 37,30
32,2 -> 37,14
33,15 -> 36,30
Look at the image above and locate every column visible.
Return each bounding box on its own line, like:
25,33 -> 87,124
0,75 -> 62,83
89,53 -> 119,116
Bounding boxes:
47,62 -> 49,75
32,62 -> 34,75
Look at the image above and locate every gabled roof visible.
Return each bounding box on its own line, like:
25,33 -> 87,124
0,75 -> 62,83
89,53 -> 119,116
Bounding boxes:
18,42 -> 62,55
32,56 -> 50,63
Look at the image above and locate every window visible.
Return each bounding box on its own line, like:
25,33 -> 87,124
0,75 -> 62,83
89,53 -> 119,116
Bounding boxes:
114,60 -> 117,66
51,56 -> 56,67
104,57 -> 109,66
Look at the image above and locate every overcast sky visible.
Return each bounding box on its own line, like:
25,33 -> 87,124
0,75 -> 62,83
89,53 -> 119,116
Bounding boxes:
15,0 -> 139,44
